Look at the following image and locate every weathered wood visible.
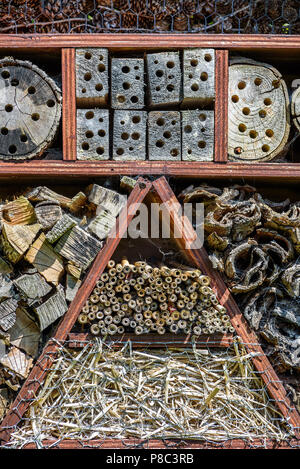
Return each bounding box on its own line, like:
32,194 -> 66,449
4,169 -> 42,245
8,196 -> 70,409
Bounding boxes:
183,48 -> 215,106
0,388 -> 9,421
228,57 -> 290,162
54,226 -> 103,270
34,286 -> 68,331
0,298 -> 18,331
76,48 -> 108,107
291,86 -> 300,132
26,186 -> 86,214
25,233 -> 65,285
45,214 -> 76,244
113,110 -> 147,161
0,275 -> 13,301
214,49 -> 228,163
1,197 -> 36,225
0,346 -> 33,379
87,184 -> 126,217
13,273 -> 52,303
111,58 -> 144,109
148,111 -> 181,161
0,57 -> 62,160
146,51 -> 181,107
0,256 -> 12,275
0,222 -> 41,264
62,48 -> 76,161
181,110 -> 214,161
76,109 -> 109,161
34,201 -> 62,230
66,274 -> 81,303
8,307 -> 40,357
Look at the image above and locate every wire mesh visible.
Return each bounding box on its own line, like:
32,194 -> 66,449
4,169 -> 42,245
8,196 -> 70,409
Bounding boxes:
1,1 -> 300,35
1,337 -> 299,449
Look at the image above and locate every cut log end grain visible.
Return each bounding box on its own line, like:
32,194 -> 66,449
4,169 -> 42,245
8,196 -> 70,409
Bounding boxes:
0,57 -> 62,161
291,86 -> 300,132
228,57 -> 290,162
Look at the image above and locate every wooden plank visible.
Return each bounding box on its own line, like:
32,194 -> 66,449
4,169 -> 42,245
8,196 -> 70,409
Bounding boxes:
22,438 -> 300,449
1,34 -> 300,50
214,50 -> 228,163
0,178 -> 152,445
152,176 -> 300,431
1,161 -> 300,181
67,332 -> 234,349
62,48 -> 76,161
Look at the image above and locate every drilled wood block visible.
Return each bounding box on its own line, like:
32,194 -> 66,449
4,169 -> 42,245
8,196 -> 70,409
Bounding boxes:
182,110 -> 214,161
0,57 -> 62,161
111,58 -> 144,109
148,111 -> 181,161
113,110 -> 147,161
76,109 -> 109,160
146,52 -> 181,107
183,49 -> 215,106
228,57 -> 290,162
76,48 -> 108,107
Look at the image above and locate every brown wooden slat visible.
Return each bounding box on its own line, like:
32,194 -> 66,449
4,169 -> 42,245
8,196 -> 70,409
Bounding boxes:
214,50 -> 228,163
152,176 -> 300,431
62,48 -> 76,161
22,437 -> 300,449
67,332 -> 234,348
2,34 -> 300,50
0,178 -> 152,445
1,161 -> 300,181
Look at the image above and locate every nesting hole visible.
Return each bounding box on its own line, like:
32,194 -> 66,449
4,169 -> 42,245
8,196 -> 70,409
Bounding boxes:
130,96 -> 139,103
9,145 -> 17,154
199,113 -> 206,121
191,83 -> 199,92
249,130 -> 258,139
254,77 -> 262,86
238,123 -> 247,132
20,134 -> 28,142
85,111 -> 94,119
81,88 -> 86,94
262,144 -> 270,152
266,129 -> 274,138
116,148 -> 124,155
82,142 -> 89,151
163,131 -> 171,139
98,129 -> 106,137
264,98 -> 272,106
242,107 -> 250,115
156,140 -> 164,148
95,83 -> 103,92
98,64 -> 106,72
28,86 -> 36,94
5,104 -> 13,113
117,95 -> 126,103
86,131 -> 94,138
190,59 -> 198,67
47,99 -> 55,108
122,82 -> 130,90
234,147 -> 242,154
156,118 -> 165,126
121,132 -> 129,140
1,127 -> 8,135
132,132 -> 140,140
166,84 -> 174,92
31,113 -> 40,121
200,72 -> 208,81
184,125 -> 192,133
167,61 -> 175,68
198,141 -> 206,149
238,81 -> 246,90
11,78 -> 19,87
156,70 -> 164,78
170,148 -> 179,157
132,116 -> 141,124
1,70 -> 10,79
122,66 -> 130,73
84,73 -> 92,81
96,147 -> 104,155
85,52 -> 92,60
259,110 -> 266,118
204,54 -> 212,62
232,95 -> 239,103
156,86 -> 161,91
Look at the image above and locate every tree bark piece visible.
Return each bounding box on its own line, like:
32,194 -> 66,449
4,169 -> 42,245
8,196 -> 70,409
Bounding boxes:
228,57 -> 290,162
0,57 -> 62,161
14,273 -> 52,304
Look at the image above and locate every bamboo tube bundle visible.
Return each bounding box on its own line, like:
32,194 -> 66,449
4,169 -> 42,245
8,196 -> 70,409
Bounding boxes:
77,258 -> 234,336
7,339 -> 292,446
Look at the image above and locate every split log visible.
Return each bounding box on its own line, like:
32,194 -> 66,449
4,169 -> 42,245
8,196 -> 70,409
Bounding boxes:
120,176 -> 137,193
0,222 -> 41,264
26,187 -> 86,214
291,85 -> 300,132
25,233 -> 65,285
35,201 -> 62,230
0,346 -> 33,379
34,286 -> 68,331
45,214 -> 76,244
88,210 -> 117,240
228,57 -> 290,162
0,256 -> 12,275
14,273 -> 52,304
87,184 -> 126,217
1,197 -> 36,225
66,274 -> 81,303
0,57 -> 62,161
54,226 -> 103,270
8,307 -> 40,358
66,262 -> 82,280
0,298 -> 18,331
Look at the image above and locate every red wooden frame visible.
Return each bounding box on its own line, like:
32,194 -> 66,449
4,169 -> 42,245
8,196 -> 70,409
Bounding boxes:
0,176 -> 299,449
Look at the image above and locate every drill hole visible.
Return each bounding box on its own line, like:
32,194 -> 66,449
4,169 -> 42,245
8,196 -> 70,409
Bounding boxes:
99,55 -> 104,61
86,131 -> 94,138
85,111 -> 94,119
129,147 -> 134,151
121,132 -> 129,140
154,60 -> 158,64
156,70 -> 164,78
28,86 -> 36,94
5,104 -> 13,112
166,84 -> 174,92
156,86 -> 161,91
167,61 -> 175,69
249,130 -> 258,139
135,76 -> 140,80
198,141 -> 206,149
199,113 -> 206,121
188,74 -> 193,79
134,65 -> 139,70
204,53 -> 212,62
188,149 -> 192,155
81,88 -> 86,93
122,82 -> 130,90
11,78 -> 19,86
266,129 -> 274,137
156,140 -> 164,148
254,77 -> 262,86
238,123 -> 247,132
132,116 -> 141,124
170,148 -> 179,157
171,120 -> 177,125
272,79 -> 280,88
231,95 -> 239,103
234,147 -> 242,154
190,59 -> 198,67
82,142 -> 89,151
9,145 -> 17,154
84,73 -> 92,81
1,70 -> 10,79
116,148 -> 124,155
98,129 -> 106,137
99,117 -> 103,123
47,99 -> 55,108
117,95 -> 126,103
156,118 -> 165,126
238,81 -> 246,90
200,72 -> 208,81
122,66 -> 130,73
85,52 -> 92,59
31,113 -> 40,121
20,134 -> 28,142
130,96 -> 138,103
264,98 -> 272,106
132,132 -> 140,140
96,147 -> 104,155
191,83 -> 199,92
242,107 -> 250,115
120,120 -> 125,125
163,131 -> 171,139
98,64 -> 106,72
184,125 -> 192,133
262,144 -> 270,152
259,110 -> 266,118
1,127 -> 8,135
95,83 -> 103,92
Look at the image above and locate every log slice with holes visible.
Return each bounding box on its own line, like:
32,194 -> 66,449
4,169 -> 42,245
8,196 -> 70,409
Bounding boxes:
228,57 -> 290,162
291,86 -> 300,132
0,57 -> 62,161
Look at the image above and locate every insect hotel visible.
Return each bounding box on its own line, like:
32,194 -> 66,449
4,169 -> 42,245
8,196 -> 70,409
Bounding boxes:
0,1 -> 299,451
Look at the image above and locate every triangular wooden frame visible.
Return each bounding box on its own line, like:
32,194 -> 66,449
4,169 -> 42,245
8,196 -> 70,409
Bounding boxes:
0,176 -> 299,447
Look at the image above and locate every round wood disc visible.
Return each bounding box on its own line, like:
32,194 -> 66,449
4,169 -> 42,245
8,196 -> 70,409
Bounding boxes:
0,57 -> 62,160
291,86 -> 300,132
228,57 -> 290,162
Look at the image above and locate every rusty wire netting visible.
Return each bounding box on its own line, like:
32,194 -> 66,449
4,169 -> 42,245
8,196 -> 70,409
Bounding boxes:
1,337 -> 300,449
0,1 -> 300,35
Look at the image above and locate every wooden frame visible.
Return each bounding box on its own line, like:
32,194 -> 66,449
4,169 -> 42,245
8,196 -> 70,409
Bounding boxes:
0,33 -> 300,177
0,176 -> 299,449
